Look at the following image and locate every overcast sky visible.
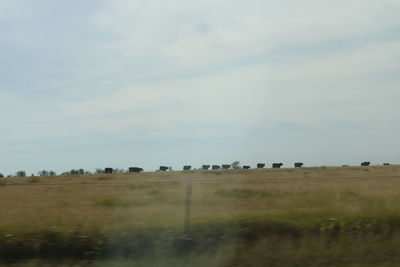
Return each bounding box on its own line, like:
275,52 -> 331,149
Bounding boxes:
0,0 -> 399,175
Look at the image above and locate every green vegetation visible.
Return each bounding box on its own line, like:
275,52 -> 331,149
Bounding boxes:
215,188 -> 278,198
97,176 -> 114,181
2,214 -> 400,266
26,177 -> 41,184
95,197 -> 150,207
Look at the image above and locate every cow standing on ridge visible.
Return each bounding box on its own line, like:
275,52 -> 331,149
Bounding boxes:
294,162 -> 303,168
257,163 -> 265,169
202,165 -> 210,170
129,167 -> 143,173
159,166 -> 168,171
222,164 -> 231,170
272,163 -> 283,168
104,168 -> 113,174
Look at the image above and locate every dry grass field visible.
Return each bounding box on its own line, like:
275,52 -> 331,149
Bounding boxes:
1,165 -> 400,266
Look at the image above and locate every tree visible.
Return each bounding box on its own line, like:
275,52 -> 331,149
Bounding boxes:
38,170 -> 57,176
38,170 -> 49,176
0,173 -> 3,178
70,169 -> 79,175
16,171 -> 26,177
231,161 -> 241,169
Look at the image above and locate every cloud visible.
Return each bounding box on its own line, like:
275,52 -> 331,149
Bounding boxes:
0,0 -> 400,174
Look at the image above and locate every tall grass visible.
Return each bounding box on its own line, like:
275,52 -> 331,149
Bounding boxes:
0,165 -> 400,265
2,213 -> 400,265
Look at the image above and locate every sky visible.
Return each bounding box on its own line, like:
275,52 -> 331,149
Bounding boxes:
0,0 -> 399,175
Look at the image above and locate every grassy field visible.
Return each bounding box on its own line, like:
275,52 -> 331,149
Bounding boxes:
1,165 -> 400,266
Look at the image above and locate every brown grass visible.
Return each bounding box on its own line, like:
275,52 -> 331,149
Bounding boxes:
2,165 -> 400,265
0,165 -> 399,232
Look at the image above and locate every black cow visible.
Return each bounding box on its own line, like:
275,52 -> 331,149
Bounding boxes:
242,165 -> 251,169
257,163 -> 265,169
212,165 -> 220,170
361,162 -> 370,166
383,163 -> 390,166
104,168 -> 113,174
272,163 -> 283,168
183,165 -> 192,171
129,167 -> 143,173
202,165 -> 210,170
222,164 -> 230,170
342,165 -> 349,167
294,162 -> 303,168
159,166 -> 168,171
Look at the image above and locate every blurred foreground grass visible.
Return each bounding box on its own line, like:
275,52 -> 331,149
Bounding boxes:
1,165 -> 400,266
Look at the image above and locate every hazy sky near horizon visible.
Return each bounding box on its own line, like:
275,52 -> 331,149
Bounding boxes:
1,0 -> 399,175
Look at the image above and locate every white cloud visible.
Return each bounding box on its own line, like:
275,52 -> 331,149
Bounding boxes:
0,0 -> 400,174
92,0 -> 400,72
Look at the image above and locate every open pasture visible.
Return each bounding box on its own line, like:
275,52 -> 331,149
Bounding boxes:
1,165 -> 400,266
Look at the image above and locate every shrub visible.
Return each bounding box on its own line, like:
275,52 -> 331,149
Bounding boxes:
15,171 -> 26,177
97,176 -> 114,181
38,170 -> 57,176
26,177 -> 40,184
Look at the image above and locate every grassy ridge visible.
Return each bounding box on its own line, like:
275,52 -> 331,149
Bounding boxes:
1,165 -> 400,265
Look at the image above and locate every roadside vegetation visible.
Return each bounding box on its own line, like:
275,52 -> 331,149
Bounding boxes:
1,165 -> 400,266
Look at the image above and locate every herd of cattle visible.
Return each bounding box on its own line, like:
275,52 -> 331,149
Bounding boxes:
102,161 -> 389,174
